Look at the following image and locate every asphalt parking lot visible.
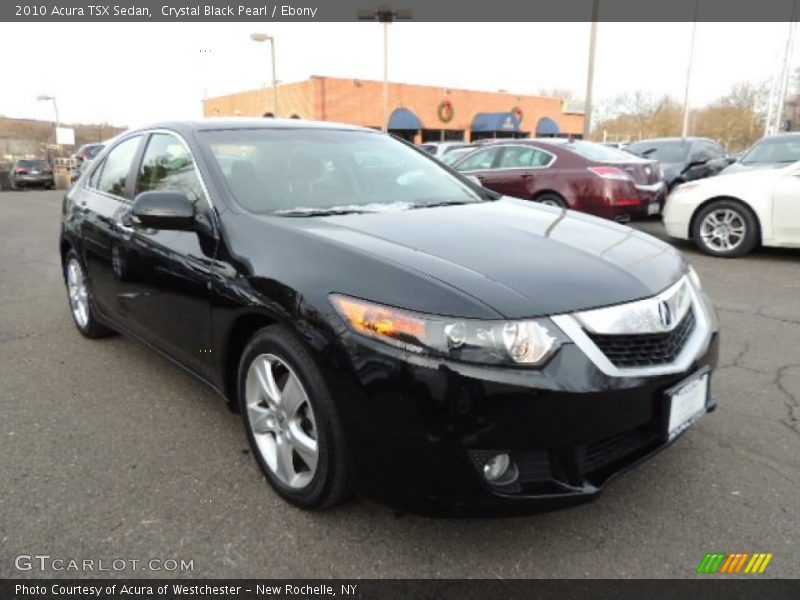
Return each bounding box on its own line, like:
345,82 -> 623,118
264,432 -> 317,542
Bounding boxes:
1,189 -> 798,579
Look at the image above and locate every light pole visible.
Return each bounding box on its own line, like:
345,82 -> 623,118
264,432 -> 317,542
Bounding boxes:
250,33 -> 278,116
37,94 -> 59,160
681,0 -> 700,138
583,0 -> 599,139
358,5 -> 412,132
773,5 -> 798,134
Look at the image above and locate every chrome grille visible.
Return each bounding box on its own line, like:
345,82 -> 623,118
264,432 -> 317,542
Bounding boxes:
587,309 -> 696,368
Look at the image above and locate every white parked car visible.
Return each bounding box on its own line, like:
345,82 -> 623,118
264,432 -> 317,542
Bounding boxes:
663,163 -> 800,257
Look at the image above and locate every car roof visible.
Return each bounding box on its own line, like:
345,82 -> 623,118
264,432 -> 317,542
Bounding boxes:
627,137 -> 713,144
132,117 -> 375,136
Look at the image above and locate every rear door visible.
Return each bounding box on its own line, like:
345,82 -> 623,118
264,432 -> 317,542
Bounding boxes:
78,134 -> 145,325
488,145 -> 557,199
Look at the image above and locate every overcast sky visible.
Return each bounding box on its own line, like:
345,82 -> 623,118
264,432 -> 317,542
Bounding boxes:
0,21 -> 797,128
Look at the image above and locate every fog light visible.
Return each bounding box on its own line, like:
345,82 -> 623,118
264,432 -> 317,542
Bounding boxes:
483,453 -> 511,482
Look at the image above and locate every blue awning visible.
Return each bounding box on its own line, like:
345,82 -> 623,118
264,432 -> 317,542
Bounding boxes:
536,117 -> 560,136
471,112 -> 521,133
388,108 -> 422,131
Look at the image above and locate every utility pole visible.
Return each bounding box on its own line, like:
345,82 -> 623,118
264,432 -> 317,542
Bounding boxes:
681,0 -> 699,138
583,0 -> 599,140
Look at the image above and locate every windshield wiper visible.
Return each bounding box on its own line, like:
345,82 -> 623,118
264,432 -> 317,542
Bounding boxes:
274,207 -> 373,217
408,200 -> 479,210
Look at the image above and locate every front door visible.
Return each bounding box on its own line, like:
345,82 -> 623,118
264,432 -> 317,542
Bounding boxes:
114,132 -> 219,379
772,169 -> 800,245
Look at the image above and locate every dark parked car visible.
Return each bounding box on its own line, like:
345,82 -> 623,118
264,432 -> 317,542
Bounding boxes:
625,137 -> 732,190
721,133 -> 800,175
8,158 -> 54,190
61,119 -> 719,516
73,143 -> 105,164
451,139 -> 666,221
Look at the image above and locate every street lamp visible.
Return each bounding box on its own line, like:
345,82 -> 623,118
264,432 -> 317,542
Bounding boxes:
250,33 -> 278,116
358,5 -> 412,132
37,94 -> 59,160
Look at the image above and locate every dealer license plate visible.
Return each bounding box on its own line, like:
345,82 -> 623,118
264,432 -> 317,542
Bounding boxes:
667,370 -> 709,440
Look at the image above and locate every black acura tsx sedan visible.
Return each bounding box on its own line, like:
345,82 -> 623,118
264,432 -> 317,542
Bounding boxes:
60,119 -> 719,516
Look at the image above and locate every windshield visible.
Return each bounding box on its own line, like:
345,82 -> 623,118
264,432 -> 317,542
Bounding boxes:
740,136 -> 800,165
625,140 -> 689,163
18,160 -> 49,169
201,128 -> 488,215
441,147 -> 476,166
560,140 -> 640,162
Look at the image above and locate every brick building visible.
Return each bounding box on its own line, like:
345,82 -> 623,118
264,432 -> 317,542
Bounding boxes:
203,76 -> 585,142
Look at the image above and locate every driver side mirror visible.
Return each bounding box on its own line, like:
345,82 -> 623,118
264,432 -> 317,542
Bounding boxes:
132,191 -> 196,231
688,152 -> 710,166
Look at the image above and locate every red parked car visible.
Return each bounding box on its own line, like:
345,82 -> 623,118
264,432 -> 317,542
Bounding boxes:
450,139 -> 666,221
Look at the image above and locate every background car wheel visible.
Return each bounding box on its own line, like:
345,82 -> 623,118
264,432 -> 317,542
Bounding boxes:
238,326 -> 350,510
692,199 -> 759,258
535,193 -> 568,208
64,251 -> 115,338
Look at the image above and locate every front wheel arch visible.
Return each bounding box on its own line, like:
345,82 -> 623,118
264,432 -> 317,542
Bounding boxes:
688,196 -> 761,243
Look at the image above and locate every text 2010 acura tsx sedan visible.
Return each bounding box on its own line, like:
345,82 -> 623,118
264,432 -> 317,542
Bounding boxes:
60,119 -> 719,516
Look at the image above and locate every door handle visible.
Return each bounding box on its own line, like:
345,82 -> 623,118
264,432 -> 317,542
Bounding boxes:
115,221 -> 135,235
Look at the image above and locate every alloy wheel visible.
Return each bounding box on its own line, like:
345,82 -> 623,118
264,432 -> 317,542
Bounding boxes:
699,208 -> 746,253
66,258 -> 90,329
245,353 -> 319,489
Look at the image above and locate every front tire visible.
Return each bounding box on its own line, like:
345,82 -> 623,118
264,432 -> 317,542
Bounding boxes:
535,192 -> 568,208
238,326 -> 350,510
692,200 -> 759,258
64,251 -> 115,338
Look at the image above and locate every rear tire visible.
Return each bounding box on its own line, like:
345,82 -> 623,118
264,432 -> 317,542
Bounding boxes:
238,326 -> 350,510
64,250 -> 115,338
691,199 -> 759,258
535,193 -> 567,208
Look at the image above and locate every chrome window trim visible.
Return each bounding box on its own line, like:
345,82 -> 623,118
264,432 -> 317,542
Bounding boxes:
460,144 -> 558,173
83,129 -> 219,235
551,275 -> 716,378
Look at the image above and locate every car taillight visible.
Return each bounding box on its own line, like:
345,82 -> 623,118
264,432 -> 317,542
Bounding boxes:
587,166 -> 632,181
614,198 -> 642,206
15,168 -> 27,174
46,167 -> 53,173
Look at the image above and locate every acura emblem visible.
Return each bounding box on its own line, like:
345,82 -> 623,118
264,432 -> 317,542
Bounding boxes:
658,300 -> 673,329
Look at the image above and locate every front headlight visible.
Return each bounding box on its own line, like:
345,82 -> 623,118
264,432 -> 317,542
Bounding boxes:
687,265 -> 702,289
330,294 -> 564,366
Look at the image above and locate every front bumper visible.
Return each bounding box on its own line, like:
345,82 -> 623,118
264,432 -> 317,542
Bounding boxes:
325,285 -> 719,516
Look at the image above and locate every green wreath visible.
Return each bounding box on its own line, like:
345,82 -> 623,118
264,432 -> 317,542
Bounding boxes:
511,106 -> 523,123
438,100 -> 454,123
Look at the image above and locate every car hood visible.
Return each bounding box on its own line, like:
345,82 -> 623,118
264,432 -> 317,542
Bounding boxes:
721,161 -> 787,175
287,197 -> 687,319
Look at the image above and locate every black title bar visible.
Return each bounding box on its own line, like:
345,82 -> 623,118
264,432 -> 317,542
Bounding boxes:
2,0 -> 800,22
